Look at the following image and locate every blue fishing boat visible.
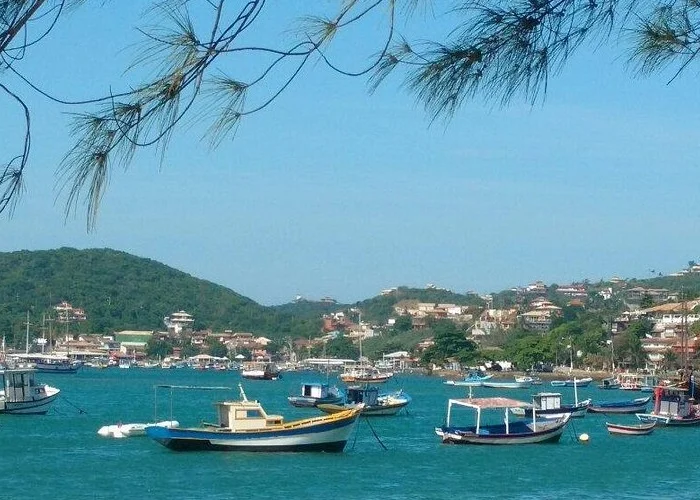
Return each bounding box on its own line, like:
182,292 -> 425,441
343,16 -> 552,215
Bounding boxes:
436,396 -> 570,445
316,386 -> 411,416
588,396 -> 651,414
146,384 -> 362,452
444,371 -> 493,387
287,382 -> 343,408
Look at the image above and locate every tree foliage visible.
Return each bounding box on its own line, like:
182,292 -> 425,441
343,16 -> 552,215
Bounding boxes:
421,319 -> 477,365
7,1 -> 700,226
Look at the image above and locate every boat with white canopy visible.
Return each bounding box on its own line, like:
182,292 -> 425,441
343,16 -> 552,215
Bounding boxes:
435,396 -> 570,445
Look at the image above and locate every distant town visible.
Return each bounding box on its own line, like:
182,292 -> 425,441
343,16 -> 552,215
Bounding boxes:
3,258 -> 700,375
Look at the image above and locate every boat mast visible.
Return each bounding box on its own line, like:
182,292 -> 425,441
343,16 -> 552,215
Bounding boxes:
24,310 -> 31,354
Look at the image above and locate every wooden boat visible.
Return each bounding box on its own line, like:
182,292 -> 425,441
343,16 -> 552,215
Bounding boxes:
444,372 -> 493,387
588,396 -> 651,414
598,377 -> 621,390
511,392 -> 591,419
482,379 -> 531,389
146,384 -> 362,452
636,384 -> 700,426
0,368 -> 60,414
287,382 -> 343,408
550,377 -> 593,387
316,386 -> 411,416
9,353 -> 82,374
606,421 -> 656,436
516,375 -> 542,385
241,361 -> 280,380
435,397 -> 570,445
339,364 -> 393,384
619,373 -> 659,392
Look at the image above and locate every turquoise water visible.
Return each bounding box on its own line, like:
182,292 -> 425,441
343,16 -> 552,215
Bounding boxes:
0,369 -> 697,499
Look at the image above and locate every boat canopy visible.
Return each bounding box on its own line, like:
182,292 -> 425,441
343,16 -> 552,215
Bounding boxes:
449,397 -> 531,410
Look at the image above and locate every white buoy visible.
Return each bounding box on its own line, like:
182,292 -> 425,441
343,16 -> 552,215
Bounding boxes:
579,433 -> 590,443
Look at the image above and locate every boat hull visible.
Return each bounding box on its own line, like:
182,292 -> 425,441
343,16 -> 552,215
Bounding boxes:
588,397 -> 651,414
606,422 -> 655,435
637,413 -> 700,426
550,377 -> 593,387
482,381 -> 531,389
288,395 -> 343,408
0,387 -> 60,415
146,411 -> 359,452
317,400 -> 408,416
34,363 -> 81,374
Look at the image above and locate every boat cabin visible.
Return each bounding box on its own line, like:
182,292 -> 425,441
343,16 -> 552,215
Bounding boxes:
654,386 -> 693,418
532,393 -> 562,410
300,383 -> 332,399
214,399 -> 284,431
1,369 -> 45,403
346,386 -> 379,406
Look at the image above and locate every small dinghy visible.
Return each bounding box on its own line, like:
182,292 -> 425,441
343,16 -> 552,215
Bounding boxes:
605,421 -> 656,436
98,420 -> 179,438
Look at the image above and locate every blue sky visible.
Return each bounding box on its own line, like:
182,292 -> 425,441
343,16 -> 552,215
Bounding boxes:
2,1 -> 700,306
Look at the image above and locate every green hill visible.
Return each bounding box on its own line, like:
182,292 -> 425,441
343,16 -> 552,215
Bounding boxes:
0,248 -> 321,346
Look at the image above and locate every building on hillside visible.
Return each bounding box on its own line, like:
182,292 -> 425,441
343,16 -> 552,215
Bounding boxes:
54,301 -> 87,323
114,330 -> 154,354
473,308 -> 518,335
555,284 -> 588,298
519,306 -> 561,332
164,310 -> 195,334
623,287 -> 670,304
525,281 -> 547,294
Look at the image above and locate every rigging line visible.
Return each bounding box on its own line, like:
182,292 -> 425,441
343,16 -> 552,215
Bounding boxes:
350,415 -> 360,450
363,416 -> 388,450
60,395 -> 87,414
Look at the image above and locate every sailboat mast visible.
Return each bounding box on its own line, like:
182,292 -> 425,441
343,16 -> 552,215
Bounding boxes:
24,311 -> 31,354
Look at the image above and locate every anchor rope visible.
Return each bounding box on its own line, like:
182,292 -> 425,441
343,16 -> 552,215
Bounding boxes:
60,395 -> 88,414
363,416 -> 388,450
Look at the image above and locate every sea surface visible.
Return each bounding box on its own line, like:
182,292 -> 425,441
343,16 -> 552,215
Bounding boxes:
0,369 -> 697,499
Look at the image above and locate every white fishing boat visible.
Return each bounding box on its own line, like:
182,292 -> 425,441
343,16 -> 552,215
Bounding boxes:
0,368 -> 60,414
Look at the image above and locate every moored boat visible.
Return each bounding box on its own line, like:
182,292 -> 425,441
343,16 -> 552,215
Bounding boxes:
8,353 -> 82,374
241,361 -> 280,380
636,384 -> 700,426
435,396 -> 570,445
550,377 -> 593,387
598,377 -> 621,390
588,396 -> 651,414
606,421 -> 656,436
316,386 -> 411,416
444,371 -> 493,387
339,364 -> 393,384
482,379 -> 531,389
0,368 -> 60,414
511,392 -> 591,419
288,382 -> 343,408
146,384 -> 362,452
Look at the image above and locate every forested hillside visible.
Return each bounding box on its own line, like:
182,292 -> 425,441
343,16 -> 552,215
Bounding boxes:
0,248 -> 320,345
